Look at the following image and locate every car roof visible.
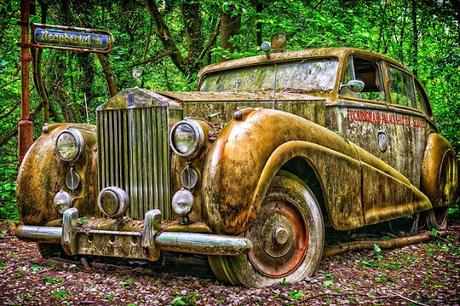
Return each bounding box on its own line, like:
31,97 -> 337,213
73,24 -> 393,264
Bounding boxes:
198,47 -> 410,77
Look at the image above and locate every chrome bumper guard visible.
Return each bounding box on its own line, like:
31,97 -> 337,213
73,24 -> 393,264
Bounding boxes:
15,208 -> 253,261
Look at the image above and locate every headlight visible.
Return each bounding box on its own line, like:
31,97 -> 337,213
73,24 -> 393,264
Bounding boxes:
170,120 -> 204,157
55,129 -> 84,162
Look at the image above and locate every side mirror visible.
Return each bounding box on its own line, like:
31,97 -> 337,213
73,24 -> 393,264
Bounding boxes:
340,80 -> 365,93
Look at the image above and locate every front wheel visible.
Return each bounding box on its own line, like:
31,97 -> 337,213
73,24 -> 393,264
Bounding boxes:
208,171 -> 325,287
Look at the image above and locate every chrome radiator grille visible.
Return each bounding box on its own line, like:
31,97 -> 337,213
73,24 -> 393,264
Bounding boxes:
97,107 -> 172,220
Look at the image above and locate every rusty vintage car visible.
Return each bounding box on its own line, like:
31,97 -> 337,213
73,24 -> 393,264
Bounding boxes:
15,47 -> 458,287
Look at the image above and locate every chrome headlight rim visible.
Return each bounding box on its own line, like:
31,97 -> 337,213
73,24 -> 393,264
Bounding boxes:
98,186 -> 129,218
55,128 -> 85,162
169,119 -> 205,158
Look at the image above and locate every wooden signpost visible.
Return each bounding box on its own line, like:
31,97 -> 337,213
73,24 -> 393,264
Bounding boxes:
18,0 -> 114,164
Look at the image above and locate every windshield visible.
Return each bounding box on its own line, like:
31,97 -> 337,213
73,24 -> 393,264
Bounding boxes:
200,58 -> 339,93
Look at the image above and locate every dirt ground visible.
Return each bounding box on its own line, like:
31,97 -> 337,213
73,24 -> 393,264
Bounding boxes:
0,223 -> 459,306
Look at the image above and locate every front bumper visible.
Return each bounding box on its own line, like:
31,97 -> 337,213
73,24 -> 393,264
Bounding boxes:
15,208 -> 253,261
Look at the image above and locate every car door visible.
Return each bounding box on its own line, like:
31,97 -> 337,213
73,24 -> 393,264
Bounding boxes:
326,52 -> 429,224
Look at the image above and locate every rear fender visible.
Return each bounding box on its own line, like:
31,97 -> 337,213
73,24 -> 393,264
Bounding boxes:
421,132 -> 458,206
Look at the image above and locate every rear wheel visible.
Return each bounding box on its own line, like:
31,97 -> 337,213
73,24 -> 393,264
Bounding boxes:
426,153 -> 457,230
426,207 -> 448,230
208,171 -> 324,287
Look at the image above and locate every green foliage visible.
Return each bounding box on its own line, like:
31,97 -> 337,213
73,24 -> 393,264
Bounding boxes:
53,290 -> 69,299
288,290 -> 304,300
43,276 -> 64,284
373,243 -> 384,260
279,278 -> 290,286
77,217 -> 90,226
322,280 -> 334,288
171,291 -> 198,306
360,259 -> 379,268
105,295 -> 115,301
120,278 -> 134,286
0,153 -> 18,221
30,264 -> 44,272
0,262 -> 5,270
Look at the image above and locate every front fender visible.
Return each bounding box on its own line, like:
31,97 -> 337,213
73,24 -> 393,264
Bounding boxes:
202,108 -> 361,235
17,123 -> 98,225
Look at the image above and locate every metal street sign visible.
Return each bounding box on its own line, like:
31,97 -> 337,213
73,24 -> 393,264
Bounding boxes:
31,23 -> 113,53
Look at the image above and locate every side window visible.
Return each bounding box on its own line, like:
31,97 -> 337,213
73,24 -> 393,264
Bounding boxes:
340,56 -> 386,101
387,66 -> 416,108
414,81 -> 429,114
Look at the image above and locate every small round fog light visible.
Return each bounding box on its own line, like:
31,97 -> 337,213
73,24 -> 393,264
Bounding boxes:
65,167 -> 81,191
98,187 -> 129,218
180,166 -> 198,189
172,189 -> 194,217
54,190 -> 72,214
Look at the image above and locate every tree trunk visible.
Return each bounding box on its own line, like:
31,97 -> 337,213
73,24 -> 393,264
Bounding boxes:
411,0 -> 418,76
97,54 -> 117,98
220,12 -> 241,53
254,1 -> 263,46
145,0 -> 188,75
180,1 -> 203,62
376,0 -> 387,52
77,53 -> 95,101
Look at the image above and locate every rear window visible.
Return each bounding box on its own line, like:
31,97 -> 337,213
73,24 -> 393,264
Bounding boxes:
387,66 -> 417,109
414,81 -> 429,115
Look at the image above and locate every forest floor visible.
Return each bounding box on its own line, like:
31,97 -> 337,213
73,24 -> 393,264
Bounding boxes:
0,221 -> 459,306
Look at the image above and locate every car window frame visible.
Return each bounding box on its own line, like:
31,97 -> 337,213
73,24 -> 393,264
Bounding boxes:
413,78 -> 433,116
384,63 -> 432,116
386,64 -> 418,109
338,53 -> 388,105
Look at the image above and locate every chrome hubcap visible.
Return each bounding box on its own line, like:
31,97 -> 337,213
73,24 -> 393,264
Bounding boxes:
273,226 -> 289,245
